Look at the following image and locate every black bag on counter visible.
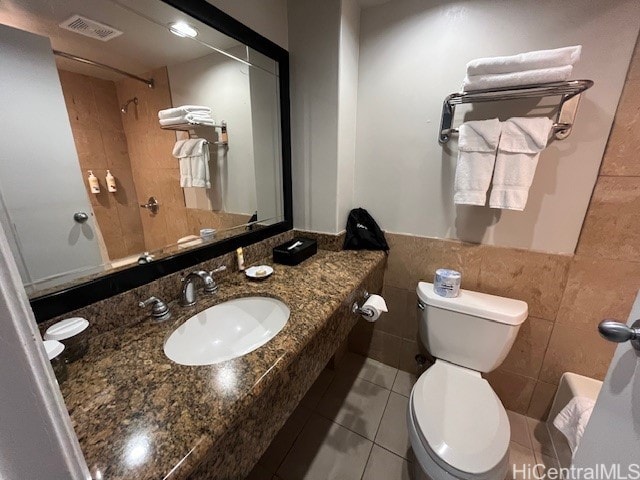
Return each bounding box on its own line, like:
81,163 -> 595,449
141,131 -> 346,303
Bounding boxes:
343,208 -> 389,252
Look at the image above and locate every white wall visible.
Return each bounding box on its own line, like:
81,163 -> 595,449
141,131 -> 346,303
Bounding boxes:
288,0 -> 341,232
168,47 -> 258,216
206,0 -> 288,50
336,0 -> 361,231
354,0 -> 640,253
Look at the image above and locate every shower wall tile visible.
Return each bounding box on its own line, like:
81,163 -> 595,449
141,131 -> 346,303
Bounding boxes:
58,69 -> 144,261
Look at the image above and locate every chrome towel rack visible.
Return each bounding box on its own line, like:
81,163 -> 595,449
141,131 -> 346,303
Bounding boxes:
438,79 -> 594,144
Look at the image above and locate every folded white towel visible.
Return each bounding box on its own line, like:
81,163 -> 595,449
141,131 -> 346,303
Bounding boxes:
454,119 -> 502,206
489,117 -> 553,210
553,396 -> 596,456
466,46 -> 582,76
463,65 -> 573,91
158,105 -> 212,120
172,139 -> 210,188
160,113 -> 215,127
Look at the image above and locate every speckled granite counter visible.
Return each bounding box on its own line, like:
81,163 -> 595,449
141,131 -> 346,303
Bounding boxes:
60,248 -> 385,479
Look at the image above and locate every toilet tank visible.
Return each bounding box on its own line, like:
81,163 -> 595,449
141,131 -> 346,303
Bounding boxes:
416,282 -> 528,373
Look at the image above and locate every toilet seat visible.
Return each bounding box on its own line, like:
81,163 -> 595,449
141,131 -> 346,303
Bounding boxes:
410,360 -> 510,478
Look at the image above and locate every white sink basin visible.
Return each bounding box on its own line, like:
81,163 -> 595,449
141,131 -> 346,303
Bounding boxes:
164,296 -> 290,366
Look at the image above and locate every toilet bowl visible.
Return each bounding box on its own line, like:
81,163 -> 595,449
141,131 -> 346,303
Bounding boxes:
409,282 -> 528,480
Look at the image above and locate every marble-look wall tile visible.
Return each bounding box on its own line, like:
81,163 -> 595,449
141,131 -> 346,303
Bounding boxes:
483,369 -> 536,415
577,177 -> 640,261
500,317 -> 553,379
539,323 -> 616,385
555,256 -> 640,330
293,230 -> 346,252
527,381 -> 558,421
348,320 -> 402,368
384,233 -> 482,291
475,246 -> 571,321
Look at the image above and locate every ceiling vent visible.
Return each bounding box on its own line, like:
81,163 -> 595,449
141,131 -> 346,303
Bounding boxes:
59,15 -> 123,42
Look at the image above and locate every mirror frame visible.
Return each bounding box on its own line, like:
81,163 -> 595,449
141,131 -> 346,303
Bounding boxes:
29,0 -> 293,322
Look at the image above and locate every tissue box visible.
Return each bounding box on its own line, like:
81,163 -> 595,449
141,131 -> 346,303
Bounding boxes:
273,237 -> 318,265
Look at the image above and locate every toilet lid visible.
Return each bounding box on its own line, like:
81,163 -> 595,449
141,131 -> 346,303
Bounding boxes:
411,361 -> 510,474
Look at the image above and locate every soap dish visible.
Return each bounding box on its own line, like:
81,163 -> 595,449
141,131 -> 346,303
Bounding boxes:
245,265 -> 274,280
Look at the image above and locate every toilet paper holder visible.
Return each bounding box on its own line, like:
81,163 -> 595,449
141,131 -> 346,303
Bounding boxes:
352,291 -> 374,318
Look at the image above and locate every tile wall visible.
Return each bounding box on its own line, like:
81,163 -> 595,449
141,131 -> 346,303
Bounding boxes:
58,69 -> 145,259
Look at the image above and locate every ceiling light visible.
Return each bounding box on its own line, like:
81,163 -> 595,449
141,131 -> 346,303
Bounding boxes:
168,22 -> 198,38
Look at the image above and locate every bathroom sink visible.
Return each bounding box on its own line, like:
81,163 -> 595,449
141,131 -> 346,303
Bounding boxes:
164,296 -> 290,366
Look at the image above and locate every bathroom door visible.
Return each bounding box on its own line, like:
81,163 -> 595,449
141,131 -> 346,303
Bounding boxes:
0,24 -> 104,291
571,291 -> 640,477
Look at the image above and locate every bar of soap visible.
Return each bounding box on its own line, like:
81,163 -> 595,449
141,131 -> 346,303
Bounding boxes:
256,268 -> 267,276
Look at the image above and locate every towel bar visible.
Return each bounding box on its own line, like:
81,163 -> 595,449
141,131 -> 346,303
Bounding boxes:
438,79 -> 593,144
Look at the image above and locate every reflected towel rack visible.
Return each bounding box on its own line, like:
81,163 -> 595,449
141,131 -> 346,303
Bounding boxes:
161,120 -> 228,146
438,79 -> 594,144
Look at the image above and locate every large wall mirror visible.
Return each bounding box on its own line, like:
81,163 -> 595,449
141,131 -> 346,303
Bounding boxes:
0,0 -> 291,319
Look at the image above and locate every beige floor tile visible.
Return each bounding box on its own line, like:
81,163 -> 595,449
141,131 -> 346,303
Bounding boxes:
336,352 -> 398,389
375,392 -> 411,459
526,418 -> 555,457
507,410 -> 532,449
507,441 -> 537,480
316,376 -> 391,440
258,406 -> 313,473
300,369 -> 335,410
362,445 -> 412,480
277,413 -> 373,480
392,370 -> 417,397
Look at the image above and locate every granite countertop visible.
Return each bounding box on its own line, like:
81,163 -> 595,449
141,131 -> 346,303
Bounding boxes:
61,249 -> 385,480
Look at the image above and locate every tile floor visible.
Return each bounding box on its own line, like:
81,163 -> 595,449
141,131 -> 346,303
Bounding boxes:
247,353 -> 560,480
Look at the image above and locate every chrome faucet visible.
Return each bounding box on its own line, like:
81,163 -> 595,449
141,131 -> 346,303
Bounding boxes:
180,266 -> 227,306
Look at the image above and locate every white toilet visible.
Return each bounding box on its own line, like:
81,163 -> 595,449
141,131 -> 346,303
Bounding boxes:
408,281 -> 528,480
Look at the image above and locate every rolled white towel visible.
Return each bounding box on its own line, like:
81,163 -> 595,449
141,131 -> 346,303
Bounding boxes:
463,65 -> 573,91
466,46 -> 582,76
158,105 -> 212,120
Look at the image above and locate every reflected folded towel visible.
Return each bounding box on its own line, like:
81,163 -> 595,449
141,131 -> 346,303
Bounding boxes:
463,65 -> 573,91
172,139 -> 210,188
158,105 -> 211,120
160,113 -> 215,127
453,119 -> 502,206
466,46 -> 582,76
489,117 -> 553,211
553,396 -> 596,455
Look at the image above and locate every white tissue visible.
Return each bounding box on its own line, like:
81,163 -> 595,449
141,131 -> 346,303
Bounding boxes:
360,294 -> 388,323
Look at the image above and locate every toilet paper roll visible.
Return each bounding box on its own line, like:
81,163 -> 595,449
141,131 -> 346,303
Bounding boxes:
360,294 -> 388,323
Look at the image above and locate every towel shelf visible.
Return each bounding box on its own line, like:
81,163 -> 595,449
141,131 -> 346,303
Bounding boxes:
160,122 -> 225,131
438,79 -> 594,144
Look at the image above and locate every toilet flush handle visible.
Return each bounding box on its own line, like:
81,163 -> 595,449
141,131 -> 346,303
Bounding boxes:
417,300 -> 425,311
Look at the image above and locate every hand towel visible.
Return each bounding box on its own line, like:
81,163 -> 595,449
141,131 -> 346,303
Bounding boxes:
463,65 -> 572,91
172,139 -> 211,188
158,105 -> 212,120
553,396 -> 596,455
489,117 -> 553,210
466,46 -> 582,76
454,119 -> 502,206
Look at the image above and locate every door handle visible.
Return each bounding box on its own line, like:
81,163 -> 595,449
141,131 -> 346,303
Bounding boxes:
73,212 -> 89,223
598,319 -> 640,351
